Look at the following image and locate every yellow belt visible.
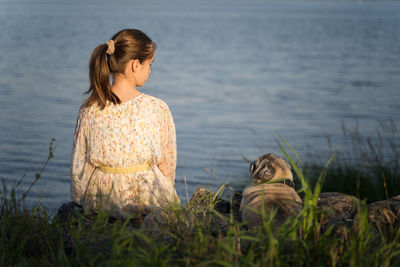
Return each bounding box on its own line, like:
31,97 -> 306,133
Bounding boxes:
97,162 -> 151,174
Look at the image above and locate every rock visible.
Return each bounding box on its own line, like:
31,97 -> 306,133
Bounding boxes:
316,193 -> 400,231
185,187 -> 229,213
186,187 -> 215,211
53,201 -> 144,229
52,201 -> 83,226
317,192 -> 359,219
141,207 -> 195,244
52,202 -> 84,255
316,192 -> 359,230
54,191 -> 400,243
184,187 -> 232,235
368,196 -> 400,229
390,195 -> 400,202
140,186 -> 237,242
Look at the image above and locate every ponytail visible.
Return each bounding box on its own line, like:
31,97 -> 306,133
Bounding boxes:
84,43 -> 120,109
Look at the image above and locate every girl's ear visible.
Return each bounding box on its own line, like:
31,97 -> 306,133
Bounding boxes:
131,59 -> 141,73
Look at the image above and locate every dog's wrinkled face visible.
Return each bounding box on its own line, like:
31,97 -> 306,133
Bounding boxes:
249,153 -> 292,184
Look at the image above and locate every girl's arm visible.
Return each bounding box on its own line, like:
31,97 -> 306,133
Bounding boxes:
70,108 -> 93,204
158,108 -> 177,183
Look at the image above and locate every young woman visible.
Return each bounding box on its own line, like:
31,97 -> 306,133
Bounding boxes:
71,29 -> 180,219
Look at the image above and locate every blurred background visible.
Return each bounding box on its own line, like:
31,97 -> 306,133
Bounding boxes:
0,0 -> 399,213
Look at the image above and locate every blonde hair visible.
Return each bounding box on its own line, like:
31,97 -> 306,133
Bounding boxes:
84,29 -> 156,109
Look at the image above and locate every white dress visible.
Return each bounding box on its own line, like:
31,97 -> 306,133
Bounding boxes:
70,94 -> 180,218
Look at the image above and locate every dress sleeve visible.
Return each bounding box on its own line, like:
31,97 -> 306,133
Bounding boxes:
158,107 -> 177,183
70,108 -> 94,204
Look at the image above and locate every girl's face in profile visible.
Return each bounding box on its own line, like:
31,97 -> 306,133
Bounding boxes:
135,56 -> 154,87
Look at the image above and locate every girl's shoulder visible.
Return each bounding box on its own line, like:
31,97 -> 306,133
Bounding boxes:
77,104 -> 89,118
142,94 -> 171,114
76,101 -> 100,120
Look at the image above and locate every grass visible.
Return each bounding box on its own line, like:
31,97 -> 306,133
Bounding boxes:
301,119 -> 400,203
1,122 -> 400,266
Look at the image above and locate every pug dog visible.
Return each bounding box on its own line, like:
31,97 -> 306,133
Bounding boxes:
240,153 -> 303,228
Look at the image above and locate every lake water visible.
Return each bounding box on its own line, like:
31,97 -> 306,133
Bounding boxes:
0,0 -> 399,213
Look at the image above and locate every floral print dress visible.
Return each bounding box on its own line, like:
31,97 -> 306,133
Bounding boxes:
70,94 -> 180,218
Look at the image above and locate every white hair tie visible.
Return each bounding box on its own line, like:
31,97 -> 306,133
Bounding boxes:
105,39 -> 115,55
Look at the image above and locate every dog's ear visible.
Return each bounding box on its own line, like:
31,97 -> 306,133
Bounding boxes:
250,156 -> 275,183
249,161 -> 256,177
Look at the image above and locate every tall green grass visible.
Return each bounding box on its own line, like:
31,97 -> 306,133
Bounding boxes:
1,133 -> 400,266
304,119 -> 400,202
0,139 -> 61,265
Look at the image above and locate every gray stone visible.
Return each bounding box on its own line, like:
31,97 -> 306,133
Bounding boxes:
316,192 -> 359,230
186,187 -> 231,212
55,192 -> 400,240
52,201 -> 83,226
368,196 -> 400,229
184,187 -> 234,235
317,192 -> 359,220
141,208 -> 195,244
390,195 -> 400,202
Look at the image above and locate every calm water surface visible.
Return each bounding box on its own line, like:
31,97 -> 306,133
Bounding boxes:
0,0 -> 399,212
